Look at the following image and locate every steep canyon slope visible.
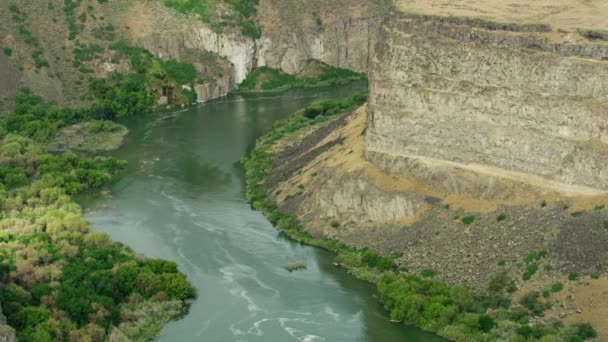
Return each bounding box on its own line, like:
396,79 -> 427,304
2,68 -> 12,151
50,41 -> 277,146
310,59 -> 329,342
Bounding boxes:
263,0 -> 608,338
0,0 -> 389,108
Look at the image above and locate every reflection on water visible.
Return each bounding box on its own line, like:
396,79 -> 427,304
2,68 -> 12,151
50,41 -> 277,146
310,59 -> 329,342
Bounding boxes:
80,82 -> 444,342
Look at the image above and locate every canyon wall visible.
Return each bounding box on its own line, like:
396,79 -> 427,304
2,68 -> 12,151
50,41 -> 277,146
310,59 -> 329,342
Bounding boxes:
109,0 -> 388,103
0,0 -> 387,106
366,9 -> 608,190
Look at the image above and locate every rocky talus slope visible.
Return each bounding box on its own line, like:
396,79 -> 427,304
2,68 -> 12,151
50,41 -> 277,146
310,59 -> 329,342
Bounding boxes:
264,1 -> 608,337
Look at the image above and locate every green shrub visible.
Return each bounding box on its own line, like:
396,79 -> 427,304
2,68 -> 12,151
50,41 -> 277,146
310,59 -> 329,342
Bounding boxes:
3,47 -> 12,56
489,272 -> 511,293
496,213 -> 506,222
31,50 -> 49,68
522,264 -> 539,281
478,315 -> 496,333
421,269 -> 436,278
87,120 -> 120,133
568,273 -> 579,281
524,251 -> 547,263
573,322 -> 597,339
461,215 -> 475,225
519,291 -> 544,316
285,261 -> 307,272
163,60 -> 196,84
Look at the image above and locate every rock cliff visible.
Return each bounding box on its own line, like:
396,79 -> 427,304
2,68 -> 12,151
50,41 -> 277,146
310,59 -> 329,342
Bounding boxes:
132,0 -> 388,101
0,0 -> 388,106
366,7 -> 608,191
261,1 -> 608,337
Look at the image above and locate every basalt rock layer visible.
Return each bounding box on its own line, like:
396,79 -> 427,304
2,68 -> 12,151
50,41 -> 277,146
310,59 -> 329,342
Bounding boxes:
366,8 -> 608,191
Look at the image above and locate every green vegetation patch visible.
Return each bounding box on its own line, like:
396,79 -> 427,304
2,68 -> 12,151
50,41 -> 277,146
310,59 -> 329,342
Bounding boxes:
285,261 -> 307,272
551,282 -> 564,293
0,89 -> 195,340
461,215 -> 476,225
163,60 -> 197,85
49,120 -> 128,152
524,251 -> 547,264
164,0 -> 261,38
2,47 -> 12,56
522,263 -> 539,281
238,62 -> 366,92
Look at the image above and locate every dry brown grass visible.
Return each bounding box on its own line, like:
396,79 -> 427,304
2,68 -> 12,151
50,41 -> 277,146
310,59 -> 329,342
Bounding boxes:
397,0 -> 608,32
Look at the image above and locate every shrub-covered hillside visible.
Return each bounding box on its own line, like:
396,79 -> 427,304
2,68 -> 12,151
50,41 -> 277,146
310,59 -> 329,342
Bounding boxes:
0,88 -> 196,340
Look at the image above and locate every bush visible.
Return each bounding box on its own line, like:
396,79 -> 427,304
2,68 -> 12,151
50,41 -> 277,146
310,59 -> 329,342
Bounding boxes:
163,60 -> 196,84
573,322 -> 597,339
461,216 -> 475,225
478,315 -> 496,332
489,272 -> 511,293
496,213 -> 506,222
520,291 -> 544,316
3,47 -> 12,56
87,120 -> 120,133
522,264 -> 539,281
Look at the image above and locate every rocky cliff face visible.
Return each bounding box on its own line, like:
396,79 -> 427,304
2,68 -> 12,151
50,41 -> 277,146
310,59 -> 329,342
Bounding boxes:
134,0 -> 388,101
261,3 -> 608,336
366,9 -> 608,190
0,0 -> 388,107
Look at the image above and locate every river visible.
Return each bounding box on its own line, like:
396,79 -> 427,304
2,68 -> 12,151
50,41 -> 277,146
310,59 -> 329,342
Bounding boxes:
79,81 -> 443,341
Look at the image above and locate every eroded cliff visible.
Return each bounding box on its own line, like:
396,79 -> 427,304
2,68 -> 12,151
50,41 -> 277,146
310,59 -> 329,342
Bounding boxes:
366,7 -> 608,191
0,0 -> 389,107
261,1 -> 608,337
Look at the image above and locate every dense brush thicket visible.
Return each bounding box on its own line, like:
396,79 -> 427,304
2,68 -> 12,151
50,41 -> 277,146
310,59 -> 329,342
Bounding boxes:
0,91 -> 195,341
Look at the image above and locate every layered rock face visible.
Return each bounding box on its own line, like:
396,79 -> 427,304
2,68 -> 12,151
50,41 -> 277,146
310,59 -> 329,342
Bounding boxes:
132,0 -> 390,102
366,10 -> 608,190
256,0 -> 390,74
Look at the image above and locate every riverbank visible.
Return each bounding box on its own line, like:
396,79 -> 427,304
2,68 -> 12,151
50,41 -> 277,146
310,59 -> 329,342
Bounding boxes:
241,97 -> 599,341
236,61 -> 366,94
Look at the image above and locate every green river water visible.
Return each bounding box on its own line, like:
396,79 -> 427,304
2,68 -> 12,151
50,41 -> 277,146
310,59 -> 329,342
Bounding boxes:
80,81 -> 443,341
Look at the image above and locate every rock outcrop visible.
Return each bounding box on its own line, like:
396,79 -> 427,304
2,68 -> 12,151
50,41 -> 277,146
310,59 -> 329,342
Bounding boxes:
366,6 -> 608,191
133,0 -> 389,101
259,2 -> 608,337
